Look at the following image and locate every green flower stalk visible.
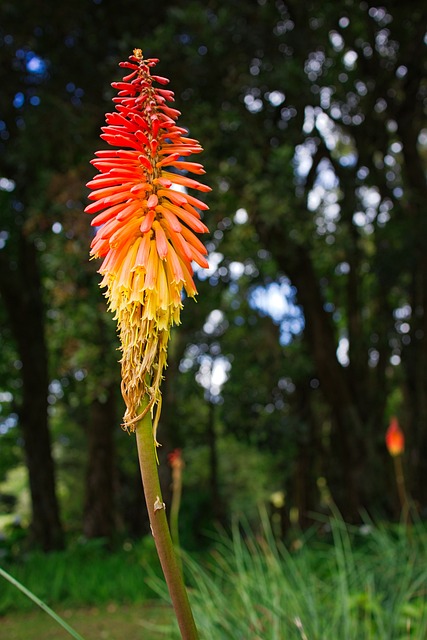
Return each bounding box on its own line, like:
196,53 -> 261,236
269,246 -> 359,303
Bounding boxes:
168,449 -> 185,552
385,417 -> 411,527
85,48 -> 210,640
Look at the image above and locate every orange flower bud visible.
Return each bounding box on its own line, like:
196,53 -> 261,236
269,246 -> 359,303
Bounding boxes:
168,449 -> 184,470
385,417 -> 405,457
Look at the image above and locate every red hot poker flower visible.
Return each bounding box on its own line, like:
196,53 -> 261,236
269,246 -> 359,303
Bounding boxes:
385,417 -> 405,457
85,49 -> 210,435
168,448 -> 184,470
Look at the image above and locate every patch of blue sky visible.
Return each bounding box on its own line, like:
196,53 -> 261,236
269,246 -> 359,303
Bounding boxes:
250,280 -> 304,345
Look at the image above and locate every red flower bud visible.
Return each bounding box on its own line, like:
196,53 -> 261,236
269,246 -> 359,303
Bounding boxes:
385,417 -> 405,457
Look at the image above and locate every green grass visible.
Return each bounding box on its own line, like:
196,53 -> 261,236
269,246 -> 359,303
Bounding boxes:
0,603 -> 174,640
2,515 -> 427,639
150,512 -> 427,639
0,536 -> 163,615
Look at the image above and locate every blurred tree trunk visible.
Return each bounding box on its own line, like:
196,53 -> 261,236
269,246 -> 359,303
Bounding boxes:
155,331 -> 182,513
257,226 -> 365,517
0,235 -> 63,550
397,73 -> 427,505
291,383 -> 322,528
206,400 -> 225,524
83,385 -> 116,539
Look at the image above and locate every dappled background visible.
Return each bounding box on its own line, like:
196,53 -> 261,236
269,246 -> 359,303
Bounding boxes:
1,0 -> 426,552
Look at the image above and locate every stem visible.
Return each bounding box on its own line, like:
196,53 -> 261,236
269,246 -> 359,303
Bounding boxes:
393,454 -> 410,527
170,467 -> 182,547
135,406 -> 199,640
169,461 -> 184,577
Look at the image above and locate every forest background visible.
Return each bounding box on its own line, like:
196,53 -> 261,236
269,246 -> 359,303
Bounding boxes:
0,0 -> 426,553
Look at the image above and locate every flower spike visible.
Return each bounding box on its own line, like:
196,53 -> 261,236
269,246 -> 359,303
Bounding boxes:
85,49 -> 210,435
385,417 -> 405,457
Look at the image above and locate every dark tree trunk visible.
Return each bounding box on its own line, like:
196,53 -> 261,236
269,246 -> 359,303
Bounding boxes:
290,383 -> 323,528
0,236 -> 63,550
206,400 -> 225,524
394,29 -> 427,506
83,386 -> 116,540
398,134 -> 427,506
261,230 -> 366,517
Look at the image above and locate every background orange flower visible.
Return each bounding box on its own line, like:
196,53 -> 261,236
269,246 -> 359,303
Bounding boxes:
385,417 -> 405,457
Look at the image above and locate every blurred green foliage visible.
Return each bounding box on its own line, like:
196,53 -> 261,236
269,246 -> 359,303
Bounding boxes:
0,0 -> 426,548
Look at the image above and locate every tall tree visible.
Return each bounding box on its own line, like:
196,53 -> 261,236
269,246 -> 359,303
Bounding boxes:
147,0 -> 427,517
2,0 -> 426,539
0,226 -> 63,549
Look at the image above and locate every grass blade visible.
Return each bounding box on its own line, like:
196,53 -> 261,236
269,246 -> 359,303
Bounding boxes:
0,566 -> 87,640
